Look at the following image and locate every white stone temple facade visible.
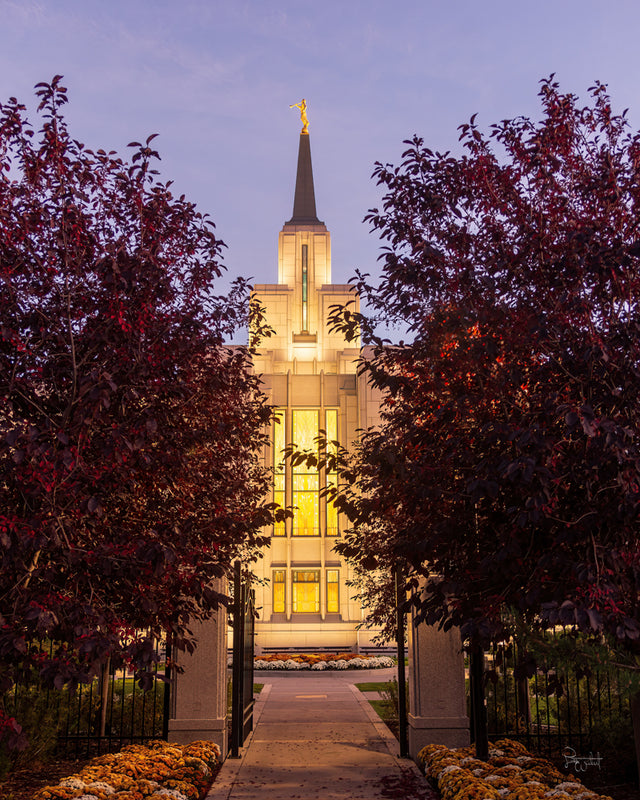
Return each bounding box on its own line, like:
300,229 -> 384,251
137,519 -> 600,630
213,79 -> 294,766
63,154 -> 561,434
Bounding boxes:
250,121 -> 382,651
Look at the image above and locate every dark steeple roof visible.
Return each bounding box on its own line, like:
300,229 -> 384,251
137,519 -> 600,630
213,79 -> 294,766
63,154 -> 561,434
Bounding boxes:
286,133 -> 324,226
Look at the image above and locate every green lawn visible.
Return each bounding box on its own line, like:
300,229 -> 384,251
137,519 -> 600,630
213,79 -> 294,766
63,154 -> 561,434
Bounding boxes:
354,681 -> 389,693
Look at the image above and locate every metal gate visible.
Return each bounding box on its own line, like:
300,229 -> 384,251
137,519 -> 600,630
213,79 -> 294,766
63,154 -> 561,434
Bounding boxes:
230,561 -> 255,757
3,638 -> 170,758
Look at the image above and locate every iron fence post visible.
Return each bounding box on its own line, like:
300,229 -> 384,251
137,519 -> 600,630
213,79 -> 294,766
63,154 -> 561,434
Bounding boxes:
395,563 -> 409,758
470,644 -> 488,759
230,560 -> 244,758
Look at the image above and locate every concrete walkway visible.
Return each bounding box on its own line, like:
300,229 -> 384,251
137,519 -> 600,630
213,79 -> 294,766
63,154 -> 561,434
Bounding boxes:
206,669 -> 436,800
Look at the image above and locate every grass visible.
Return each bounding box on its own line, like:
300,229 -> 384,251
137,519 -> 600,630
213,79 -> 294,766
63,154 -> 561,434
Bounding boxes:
356,680 -> 402,740
354,681 -> 390,693
369,699 -> 390,717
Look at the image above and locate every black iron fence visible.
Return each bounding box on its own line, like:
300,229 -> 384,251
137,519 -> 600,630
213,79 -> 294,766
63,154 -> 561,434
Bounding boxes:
484,634 -> 639,774
230,561 -> 255,757
2,639 -> 170,758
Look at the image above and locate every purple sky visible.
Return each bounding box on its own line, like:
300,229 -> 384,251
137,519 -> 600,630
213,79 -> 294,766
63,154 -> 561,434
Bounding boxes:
2,1 -> 640,327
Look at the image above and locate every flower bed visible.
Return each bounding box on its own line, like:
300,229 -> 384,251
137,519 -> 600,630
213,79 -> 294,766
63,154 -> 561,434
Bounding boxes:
33,739 -> 221,800
253,652 -> 395,670
418,739 -> 614,800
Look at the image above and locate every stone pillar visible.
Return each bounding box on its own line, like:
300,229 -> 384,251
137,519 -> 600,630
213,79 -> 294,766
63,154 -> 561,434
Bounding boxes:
407,615 -> 469,761
168,596 -> 228,757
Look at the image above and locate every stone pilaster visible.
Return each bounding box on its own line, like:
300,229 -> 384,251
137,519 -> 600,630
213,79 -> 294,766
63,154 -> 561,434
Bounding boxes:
407,616 -> 469,760
168,594 -> 228,757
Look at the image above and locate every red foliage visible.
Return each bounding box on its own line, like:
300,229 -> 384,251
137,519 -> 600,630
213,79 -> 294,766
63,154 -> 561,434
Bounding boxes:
330,77 -> 640,648
0,78 -> 275,694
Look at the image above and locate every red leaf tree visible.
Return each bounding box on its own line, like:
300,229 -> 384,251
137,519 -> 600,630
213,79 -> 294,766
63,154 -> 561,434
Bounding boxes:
331,77 -> 640,652
0,78 -> 274,692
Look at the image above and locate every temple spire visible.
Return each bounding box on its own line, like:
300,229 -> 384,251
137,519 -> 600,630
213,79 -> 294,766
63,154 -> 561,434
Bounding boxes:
287,134 -> 322,225
286,100 -> 323,226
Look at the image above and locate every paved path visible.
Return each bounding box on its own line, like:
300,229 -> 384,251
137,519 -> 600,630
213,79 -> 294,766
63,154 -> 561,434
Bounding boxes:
206,669 -> 435,800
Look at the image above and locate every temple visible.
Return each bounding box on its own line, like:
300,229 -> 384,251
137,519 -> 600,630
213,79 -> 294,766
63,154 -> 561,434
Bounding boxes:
251,114 -> 382,652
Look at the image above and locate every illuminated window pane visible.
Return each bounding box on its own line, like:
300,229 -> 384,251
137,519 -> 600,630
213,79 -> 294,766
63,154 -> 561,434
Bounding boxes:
273,410 -> 286,536
292,460 -> 320,536
326,474 -> 338,537
292,490 -> 319,536
325,409 -> 339,536
302,244 -> 308,332
325,409 -> 337,444
274,410 -> 286,466
292,474 -> 319,491
326,569 -> 339,613
273,570 -> 285,613
292,409 -> 318,457
292,570 -> 319,612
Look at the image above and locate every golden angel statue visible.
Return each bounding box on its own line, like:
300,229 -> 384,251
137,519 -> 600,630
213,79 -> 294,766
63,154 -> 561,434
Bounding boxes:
290,98 -> 309,134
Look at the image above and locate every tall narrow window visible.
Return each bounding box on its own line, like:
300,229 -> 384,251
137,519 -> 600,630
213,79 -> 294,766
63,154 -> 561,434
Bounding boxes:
301,244 -> 308,332
292,570 -> 320,612
326,569 -> 339,613
292,409 -> 319,536
272,570 -> 285,613
273,410 -> 286,536
325,409 -> 339,536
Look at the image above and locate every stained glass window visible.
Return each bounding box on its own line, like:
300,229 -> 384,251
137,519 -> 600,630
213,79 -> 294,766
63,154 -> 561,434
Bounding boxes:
271,407 -> 339,538
273,570 -> 285,613
292,570 -> 319,613
325,409 -> 339,536
292,410 -> 319,536
326,569 -> 339,613
273,410 -> 286,536
302,244 -> 308,332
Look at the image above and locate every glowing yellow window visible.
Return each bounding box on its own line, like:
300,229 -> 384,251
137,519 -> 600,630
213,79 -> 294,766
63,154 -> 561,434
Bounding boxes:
292,410 -> 320,536
325,409 -> 339,536
326,569 -> 339,613
273,410 -> 286,536
292,409 -> 318,451
292,570 -> 319,613
292,474 -> 319,536
272,570 -> 285,613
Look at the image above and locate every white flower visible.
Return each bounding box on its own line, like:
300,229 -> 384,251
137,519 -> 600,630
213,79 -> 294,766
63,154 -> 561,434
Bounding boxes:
284,659 -> 301,669
86,782 -> 116,794
60,778 -> 87,789
334,659 -> 348,669
438,765 -> 462,779
311,661 -> 327,670
156,790 -> 188,800
254,659 -> 269,669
